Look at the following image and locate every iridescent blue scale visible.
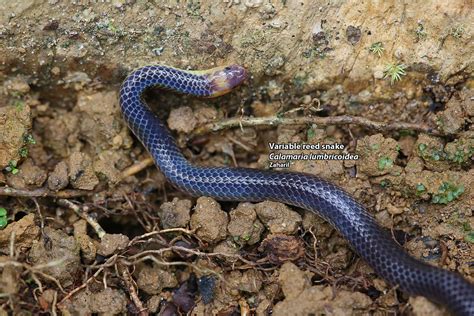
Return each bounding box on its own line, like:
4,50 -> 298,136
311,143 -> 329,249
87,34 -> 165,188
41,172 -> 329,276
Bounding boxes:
119,65 -> 474,316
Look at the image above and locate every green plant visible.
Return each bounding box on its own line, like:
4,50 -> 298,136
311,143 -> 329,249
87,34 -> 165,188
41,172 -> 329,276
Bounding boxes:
414,23 -> 427,41
13,99 -> 24,111
383,63 -> 407,84
450,148 -> 468,164
418,143 -> 447,162
186,1 -> 201,17
465,231 -> 474,243
302,46 -> 327,59
24,134 -> 36,145
223,155 -> 231,166
306,127 -> 316,140
378,157 -> 393,170
416,183 -> 426,194
17,134 -> 36,159
450,25 -> 464,39
241,234 -> 251,241
460,219 -> 473,244
431,150 -> 443,161
0,208 -> 7,229
96,20 -> 124,36
418,143 -> 427,152
368,42 -> 384,57
293,75 -> 308,90
19,147 -> 29,158
380,179 -> 391,188
5,160 -> 19,175
431,182 -> 464,204
370,143 -> 380,150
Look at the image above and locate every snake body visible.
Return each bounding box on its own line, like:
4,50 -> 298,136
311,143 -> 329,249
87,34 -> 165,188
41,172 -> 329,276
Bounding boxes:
119,65 -> 474,315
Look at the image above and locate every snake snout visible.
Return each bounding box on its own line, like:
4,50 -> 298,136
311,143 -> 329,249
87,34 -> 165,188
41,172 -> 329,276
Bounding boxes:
208,64 -> 247,97
224,64 -> 247,88
229,64 -> 247,81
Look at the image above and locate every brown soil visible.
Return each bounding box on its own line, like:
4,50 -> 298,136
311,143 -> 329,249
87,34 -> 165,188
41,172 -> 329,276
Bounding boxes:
0,1 -> 472,315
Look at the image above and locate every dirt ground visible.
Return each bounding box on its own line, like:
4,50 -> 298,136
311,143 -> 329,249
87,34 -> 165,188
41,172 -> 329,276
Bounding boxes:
0,1 -> 473,315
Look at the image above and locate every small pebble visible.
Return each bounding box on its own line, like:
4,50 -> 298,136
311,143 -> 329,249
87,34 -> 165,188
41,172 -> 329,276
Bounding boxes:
386,203 -> 404,215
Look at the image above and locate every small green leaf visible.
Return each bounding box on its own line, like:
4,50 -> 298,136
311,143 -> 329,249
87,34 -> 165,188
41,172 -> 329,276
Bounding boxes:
368,42 -> 384,57
416,183 -> 426,193
447,191 -> 454,202
0,218 -> 7,229
383,63 -> 407,84
19,147 -> 29,158
463,222 -> 472,232
450,25 -> 465,39
0,208 -> 7,217
24,134 -> 36,145
454,185 -> 464,197
378,157 -> 393,170
13,100 -> 24,111
431,182 -> 464,204
465,232 -> 474,244
380,179 -> 390,188
307,128 -> 316,140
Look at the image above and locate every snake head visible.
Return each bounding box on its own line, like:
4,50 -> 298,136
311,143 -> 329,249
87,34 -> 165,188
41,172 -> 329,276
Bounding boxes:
207,64 -> 247,97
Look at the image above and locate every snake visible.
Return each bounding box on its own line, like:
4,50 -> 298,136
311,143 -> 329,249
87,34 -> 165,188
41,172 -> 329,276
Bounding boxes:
119,64 -> 474,315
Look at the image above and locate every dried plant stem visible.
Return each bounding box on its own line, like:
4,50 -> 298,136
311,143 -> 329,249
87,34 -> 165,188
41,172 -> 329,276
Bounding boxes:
193,114 -> 442,136
57,199 -> 106,239
0,186 -> 91,198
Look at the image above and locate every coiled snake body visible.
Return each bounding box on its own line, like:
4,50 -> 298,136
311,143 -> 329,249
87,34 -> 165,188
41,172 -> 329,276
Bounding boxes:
119,64 -> 474,315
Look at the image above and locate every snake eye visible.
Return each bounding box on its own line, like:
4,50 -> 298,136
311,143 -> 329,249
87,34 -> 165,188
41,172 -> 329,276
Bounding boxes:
224,66 -> 231,71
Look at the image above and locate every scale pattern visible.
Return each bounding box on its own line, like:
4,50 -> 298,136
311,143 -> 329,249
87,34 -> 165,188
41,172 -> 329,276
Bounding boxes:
119,65 -> 474,316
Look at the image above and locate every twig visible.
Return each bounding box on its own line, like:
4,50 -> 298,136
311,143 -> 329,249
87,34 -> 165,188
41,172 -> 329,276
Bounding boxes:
127,228 -> 196,247
123,255 -> 194,268
9,231 -> 16,259
239,298 -> 251,316
31,273 -> 43,297
157,227 -> 197,235
57,199 -> 106,239
58,254 -> 117,306
439,241 -> 449,266
192,115 -> 442,136
307,226 -> 319,263
0,186 -> 91,198
57,266 -> 105,306
120,157 -> 155,180
51,290 -> 58,316
33,198 -> 46,241
227,135 -> 254,152
0,258 -> 66,293
121,255 -> 230,281
122,269 -> 148,316
32,270 -> 65,294
127,245 -> 257,266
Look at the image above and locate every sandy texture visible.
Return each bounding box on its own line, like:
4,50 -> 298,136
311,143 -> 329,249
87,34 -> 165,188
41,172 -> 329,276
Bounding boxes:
0,1 -> 472,315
